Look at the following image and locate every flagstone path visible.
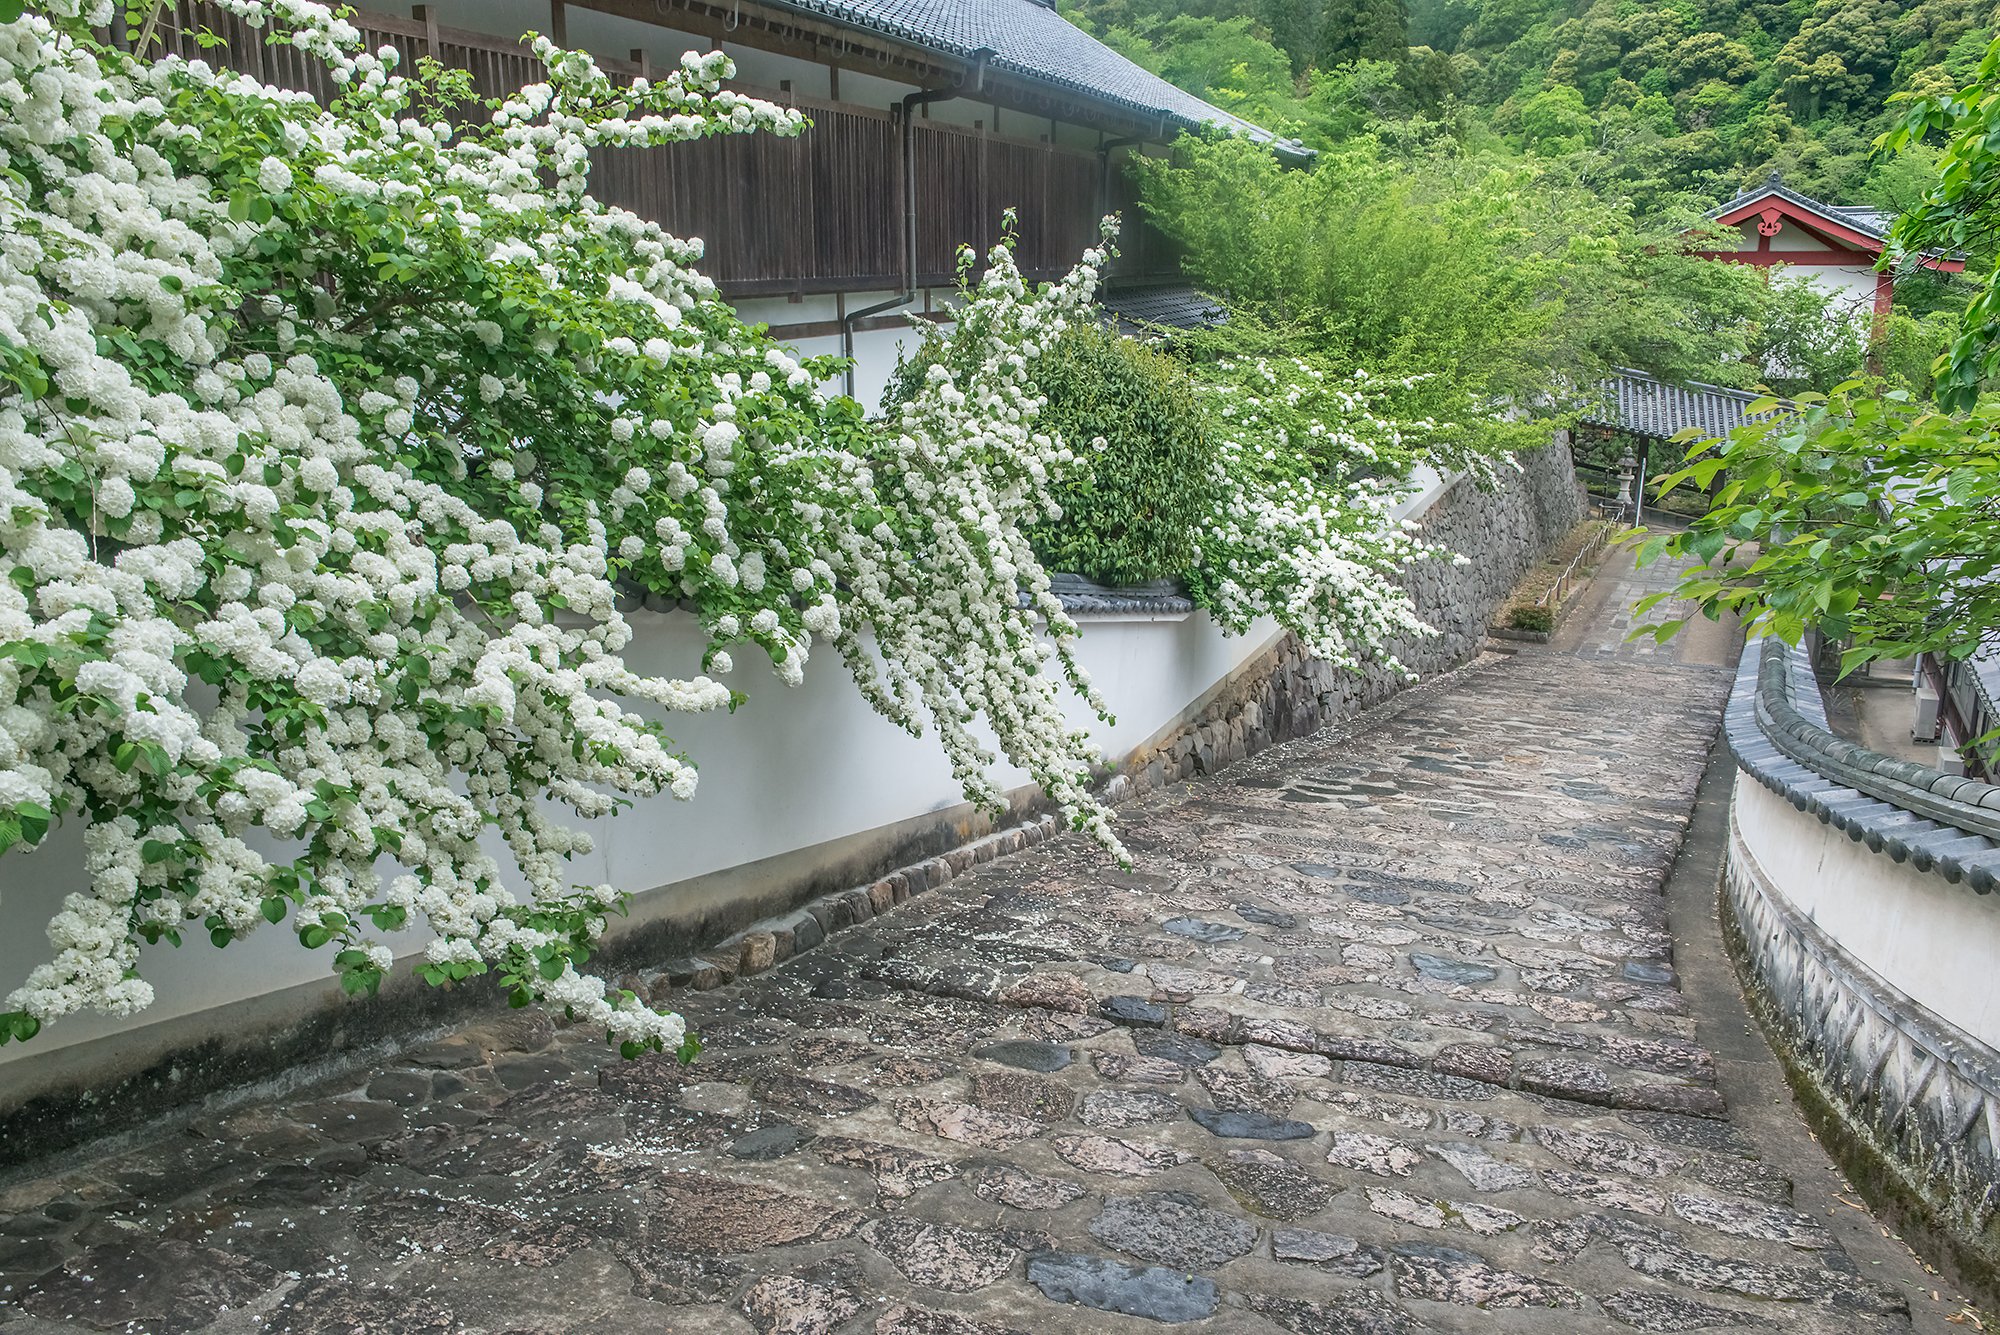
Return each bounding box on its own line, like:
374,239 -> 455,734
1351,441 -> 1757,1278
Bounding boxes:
0,558 -> 1958,1333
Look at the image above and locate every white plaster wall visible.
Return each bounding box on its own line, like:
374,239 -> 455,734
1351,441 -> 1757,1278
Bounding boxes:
1732,776 -> 2000,1047
1767,224 -> 1829,253
0,608 -> 1277,1063
1775,263 -> 1879,322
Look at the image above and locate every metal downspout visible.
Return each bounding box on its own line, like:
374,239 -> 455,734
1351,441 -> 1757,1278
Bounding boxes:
841,49 -> 994,399
1096,134 -> 1142,222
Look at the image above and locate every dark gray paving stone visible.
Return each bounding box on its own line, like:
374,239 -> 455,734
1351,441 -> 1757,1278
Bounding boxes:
1409,952 -> 1498,985
729,1123 -> 815,1160
1026,1251 -> 1219,1322
1163,916 -> 1248,943
974,1040 -> 1074,1073
1624,961 -> 1676,984
1100,995 -> 1169,1027
1188,1108 -> 1316,1140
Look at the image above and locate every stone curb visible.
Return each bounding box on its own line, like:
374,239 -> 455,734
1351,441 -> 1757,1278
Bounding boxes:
617,816 -> 1063,1005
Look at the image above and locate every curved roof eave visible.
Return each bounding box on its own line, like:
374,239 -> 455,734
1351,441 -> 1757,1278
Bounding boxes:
750,0 -> 1316,163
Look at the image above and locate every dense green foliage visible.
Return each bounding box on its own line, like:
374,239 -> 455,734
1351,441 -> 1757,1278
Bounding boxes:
1641,385 -> 2000,667
1133,133 -> 1873,444
889,323 -> 1219,586
1885,39 -> 2000,413
1071,0 -> 1990,208
1026,328 -> 1220,585
1644,37 -> 2000,673
1075,0 -> 1985,404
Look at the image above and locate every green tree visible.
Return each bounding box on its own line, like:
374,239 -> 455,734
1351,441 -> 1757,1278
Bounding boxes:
1886,35 -> 2000,410
1519,83 -> 1595,153
1665,32 -> 1759,91
1774,0 -> 1898,119
1321,0 -> 1410,67
1640,31 -> 2000,673
1639,389 -> 2000,669
1155,15 -> 1301,109
893,325 -> 1221,585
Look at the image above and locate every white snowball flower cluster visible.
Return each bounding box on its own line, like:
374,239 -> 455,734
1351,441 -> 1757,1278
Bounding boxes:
0,0 -> 814,1054
1184,358 -> 1456,673
818,219 -> 1125,857
0,0 -> 1143,1055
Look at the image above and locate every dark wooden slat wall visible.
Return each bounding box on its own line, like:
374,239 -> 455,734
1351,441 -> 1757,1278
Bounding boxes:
119,3 -> 1185,294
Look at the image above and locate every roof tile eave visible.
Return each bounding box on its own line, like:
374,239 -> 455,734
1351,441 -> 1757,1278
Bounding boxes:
1709,180 -> 1890,243
753,0 -> 1303,152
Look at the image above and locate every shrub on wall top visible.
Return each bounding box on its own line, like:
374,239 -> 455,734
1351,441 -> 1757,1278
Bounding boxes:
1026,326 -> 1218,587
889,321 -> 1218,586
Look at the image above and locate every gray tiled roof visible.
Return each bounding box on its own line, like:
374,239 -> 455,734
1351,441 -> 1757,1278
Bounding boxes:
763,0 -> 1309,156
1582,368 -> 1777,443
1046,573 -> 1193,614
1098,284 -> 1226,335
1711,178 -> 1893,244
1708,177 -> 1963,265
1826,205 -> 1896,239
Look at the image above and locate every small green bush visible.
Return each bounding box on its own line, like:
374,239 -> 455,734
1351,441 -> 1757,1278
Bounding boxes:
1508,604 -> 1555,633
888,322 -> 1217,586
1027,325 -> 1218,585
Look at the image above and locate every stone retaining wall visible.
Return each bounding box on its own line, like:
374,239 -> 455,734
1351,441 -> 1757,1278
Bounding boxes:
1118,438 -> 1585,786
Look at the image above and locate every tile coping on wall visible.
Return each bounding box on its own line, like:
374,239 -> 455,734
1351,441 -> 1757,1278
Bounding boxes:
1725,635 -> 2000,892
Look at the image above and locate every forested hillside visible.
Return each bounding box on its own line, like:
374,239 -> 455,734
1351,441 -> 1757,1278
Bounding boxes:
1070,0 -> 1993,209
1066,0 -> 1993,406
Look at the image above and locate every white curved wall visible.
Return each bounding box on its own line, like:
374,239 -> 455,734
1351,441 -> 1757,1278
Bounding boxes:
1731,775 -> 2000,1048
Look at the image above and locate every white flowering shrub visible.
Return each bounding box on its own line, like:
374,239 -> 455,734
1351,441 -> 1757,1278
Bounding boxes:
824,227 -> 1119,853
1185,357 -> 1467,672
0,0 -> 1142,1051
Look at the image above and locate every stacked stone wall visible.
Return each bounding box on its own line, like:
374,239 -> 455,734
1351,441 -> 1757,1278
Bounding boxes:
1118,437 -> 1585,787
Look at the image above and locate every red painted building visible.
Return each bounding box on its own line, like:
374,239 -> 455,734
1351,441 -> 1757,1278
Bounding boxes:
1695,176 -> 1964,326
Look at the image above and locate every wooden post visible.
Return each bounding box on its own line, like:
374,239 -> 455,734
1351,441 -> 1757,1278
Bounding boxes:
630,47 -> 651,80
549,0 -> 567,47
413,4 -> 441,59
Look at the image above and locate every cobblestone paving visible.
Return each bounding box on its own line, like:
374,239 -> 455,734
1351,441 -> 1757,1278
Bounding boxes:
0,592 -> 1923,1332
